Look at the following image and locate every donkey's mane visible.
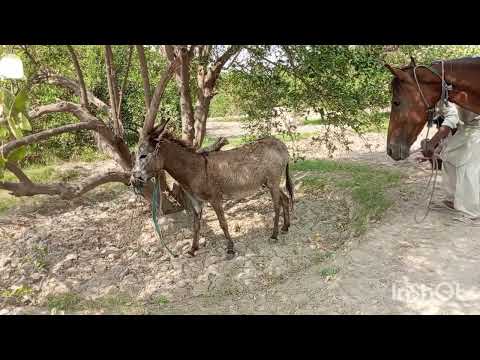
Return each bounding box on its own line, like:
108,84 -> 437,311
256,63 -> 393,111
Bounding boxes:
148,130 -> 197,153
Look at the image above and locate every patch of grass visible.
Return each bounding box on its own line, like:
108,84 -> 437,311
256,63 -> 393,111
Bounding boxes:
293,159 -> 403,234
46,293 -> 83,312
303,118 -> 325,126
85,293 -> 134,312
71,148 -> 109,163
0,192 -> 20,214
1,285 -> 34,299
319,266 -> 340,277
152,295 -> 170,305
2,164 -> 57,183
45,292 -> 141,314
30,244 -> 49,271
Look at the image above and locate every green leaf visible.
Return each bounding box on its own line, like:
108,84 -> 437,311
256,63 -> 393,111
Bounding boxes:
18,112 -> 31,131
0,157 -> 5,179
7,146 -> 27,162
14,88 -> 29,114
0,126 -> 9,139
6,113 -> 23,139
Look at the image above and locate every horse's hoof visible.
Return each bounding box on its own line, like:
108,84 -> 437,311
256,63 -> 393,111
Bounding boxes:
225,251 -> 235,260
269,235 -> 278,243
187,250 -> 196,257
281,227 -> 289,233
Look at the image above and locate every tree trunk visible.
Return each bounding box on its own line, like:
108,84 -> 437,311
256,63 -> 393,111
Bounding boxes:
193,96 -> 211,148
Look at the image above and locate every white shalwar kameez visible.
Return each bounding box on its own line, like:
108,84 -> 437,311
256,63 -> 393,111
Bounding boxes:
438,102 -> 480,218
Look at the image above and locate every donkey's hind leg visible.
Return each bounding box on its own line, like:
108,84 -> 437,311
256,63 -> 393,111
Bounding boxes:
280,190 -> 290,233
268,186 -> 281,241
210,200 -> 235,260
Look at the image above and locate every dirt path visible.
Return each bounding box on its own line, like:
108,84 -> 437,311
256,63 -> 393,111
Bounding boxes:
2,121 -> 480,314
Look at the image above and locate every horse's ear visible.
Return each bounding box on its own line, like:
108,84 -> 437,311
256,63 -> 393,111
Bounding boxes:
409,56 -> 417,67
384,63 -> 412,83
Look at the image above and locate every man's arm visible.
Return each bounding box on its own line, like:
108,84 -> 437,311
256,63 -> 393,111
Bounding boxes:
421,103 -> 459,157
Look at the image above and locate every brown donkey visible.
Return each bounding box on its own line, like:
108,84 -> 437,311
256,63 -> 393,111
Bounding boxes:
130,120 -> 294,260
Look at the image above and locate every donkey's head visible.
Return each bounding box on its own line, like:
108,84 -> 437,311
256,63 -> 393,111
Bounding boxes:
130,120 -> 170,186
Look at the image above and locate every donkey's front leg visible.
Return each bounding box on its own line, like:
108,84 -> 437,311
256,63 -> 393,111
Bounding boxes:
188,207 -> 203,257
210,200 -> 235,260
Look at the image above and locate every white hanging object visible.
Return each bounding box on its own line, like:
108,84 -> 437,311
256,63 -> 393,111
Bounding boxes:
0,54 -> 25,79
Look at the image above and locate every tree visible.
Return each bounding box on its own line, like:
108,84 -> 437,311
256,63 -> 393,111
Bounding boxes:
0,45 -> 238,213
161,45 -> 242,147
0,45 -> 177,205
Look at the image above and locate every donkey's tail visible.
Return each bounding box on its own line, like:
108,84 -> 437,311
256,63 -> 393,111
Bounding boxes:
285,163 -> 294,211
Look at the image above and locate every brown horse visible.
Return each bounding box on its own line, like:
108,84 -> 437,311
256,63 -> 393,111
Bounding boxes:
385,56 -> 480,160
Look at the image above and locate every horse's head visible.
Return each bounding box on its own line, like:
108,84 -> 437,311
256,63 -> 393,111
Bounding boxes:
130,120 -> 170,186
385,57 -> 441,160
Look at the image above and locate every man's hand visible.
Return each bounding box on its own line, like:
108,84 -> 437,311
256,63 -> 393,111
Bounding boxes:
421,139 -> 435,158
420,125 -> 453,160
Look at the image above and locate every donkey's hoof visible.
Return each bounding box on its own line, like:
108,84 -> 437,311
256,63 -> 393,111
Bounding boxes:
269,235 -> 278,243
281,226 -> 289,233
187,249 -> 196,257
225,251 -> 235,260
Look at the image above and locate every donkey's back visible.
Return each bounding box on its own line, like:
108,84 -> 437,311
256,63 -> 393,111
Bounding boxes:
205,136 -> 290,199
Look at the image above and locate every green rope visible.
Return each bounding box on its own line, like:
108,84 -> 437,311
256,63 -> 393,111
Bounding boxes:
151,177 -> 178,258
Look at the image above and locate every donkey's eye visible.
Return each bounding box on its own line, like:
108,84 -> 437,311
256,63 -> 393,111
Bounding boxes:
393,100 -> 400,106
139,154 -> 147,159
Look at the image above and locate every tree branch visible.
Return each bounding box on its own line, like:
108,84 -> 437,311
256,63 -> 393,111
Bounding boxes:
117,45 -> 134,117
104,45 -> 123,138
4,101 -> 132,170
33,70 -> 109,112
211,45 -> 242,78
67,45 -> 89,109
142,57 -> 180,135
5,162 -> 32,184
195,137 -> 228,154
0,171 -> 130,199
1,112 -> 101,159
136,45 -> 152,111
21,45 -> 39,67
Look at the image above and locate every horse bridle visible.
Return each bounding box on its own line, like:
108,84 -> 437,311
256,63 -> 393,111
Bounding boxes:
412,60 -> 453,129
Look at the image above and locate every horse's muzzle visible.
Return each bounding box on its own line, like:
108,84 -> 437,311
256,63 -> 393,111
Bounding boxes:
387,143 -> 410,161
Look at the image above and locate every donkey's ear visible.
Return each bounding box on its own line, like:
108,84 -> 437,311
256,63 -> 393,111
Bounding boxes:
409,56 -> 417,67
151,119 -> 170,141
384,63 -> 412,83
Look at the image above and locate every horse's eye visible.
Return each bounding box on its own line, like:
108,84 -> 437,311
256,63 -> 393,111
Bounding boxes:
139,154 -> 147,159
393,100 -> 400,106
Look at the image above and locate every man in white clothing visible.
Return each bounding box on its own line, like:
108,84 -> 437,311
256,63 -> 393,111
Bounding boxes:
421,101 -> 480,218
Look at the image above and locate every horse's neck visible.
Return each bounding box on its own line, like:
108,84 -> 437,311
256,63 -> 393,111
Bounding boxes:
161,140 -> 204,187
434,60 -> 480,114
